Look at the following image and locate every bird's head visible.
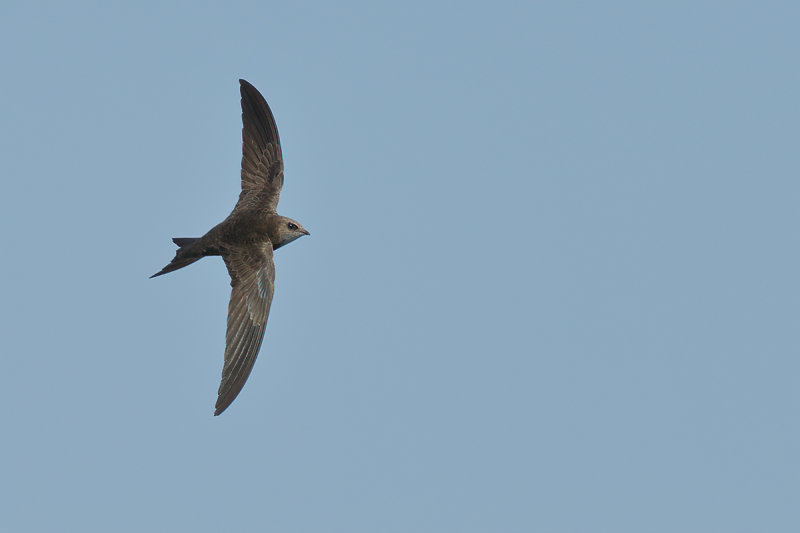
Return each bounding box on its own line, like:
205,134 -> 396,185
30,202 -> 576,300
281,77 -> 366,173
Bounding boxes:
270,216 -> 310,250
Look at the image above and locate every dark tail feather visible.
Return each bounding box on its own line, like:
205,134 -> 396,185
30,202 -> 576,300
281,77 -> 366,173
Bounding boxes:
172,237 -> 199,247
150,237 -> 203,278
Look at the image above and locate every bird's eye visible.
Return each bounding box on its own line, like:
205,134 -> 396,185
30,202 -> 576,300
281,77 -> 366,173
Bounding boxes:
287,223 -> 298,230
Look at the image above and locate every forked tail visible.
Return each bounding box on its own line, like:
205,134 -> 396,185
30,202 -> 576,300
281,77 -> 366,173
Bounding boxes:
150,237 -> 203,278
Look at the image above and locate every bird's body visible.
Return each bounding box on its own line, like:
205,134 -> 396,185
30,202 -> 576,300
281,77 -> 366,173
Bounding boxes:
151,79 -> 309,415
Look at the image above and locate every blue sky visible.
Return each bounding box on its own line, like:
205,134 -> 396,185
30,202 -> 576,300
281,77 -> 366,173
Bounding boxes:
1,2 -> 798,532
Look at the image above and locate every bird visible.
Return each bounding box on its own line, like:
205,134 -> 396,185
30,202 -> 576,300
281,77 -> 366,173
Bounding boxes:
151,79 -> 310,415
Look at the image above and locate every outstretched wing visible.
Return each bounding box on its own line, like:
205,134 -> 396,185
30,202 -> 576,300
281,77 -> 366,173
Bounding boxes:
236,79 -> 284,213
215,242 -> 275,415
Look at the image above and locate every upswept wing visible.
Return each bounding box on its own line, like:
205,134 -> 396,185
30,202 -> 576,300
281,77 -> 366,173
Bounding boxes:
236,79 -> 284,213
215,242 -> 275,415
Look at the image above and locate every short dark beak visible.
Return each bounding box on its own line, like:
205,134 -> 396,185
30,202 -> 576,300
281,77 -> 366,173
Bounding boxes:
302,229 -> 311,236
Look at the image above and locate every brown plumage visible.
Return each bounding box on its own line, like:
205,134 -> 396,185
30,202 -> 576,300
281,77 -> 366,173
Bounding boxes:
151,79 -> 310,415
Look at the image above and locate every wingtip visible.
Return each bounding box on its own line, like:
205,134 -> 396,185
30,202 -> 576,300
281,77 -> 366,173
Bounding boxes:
214,393 -> 232,416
